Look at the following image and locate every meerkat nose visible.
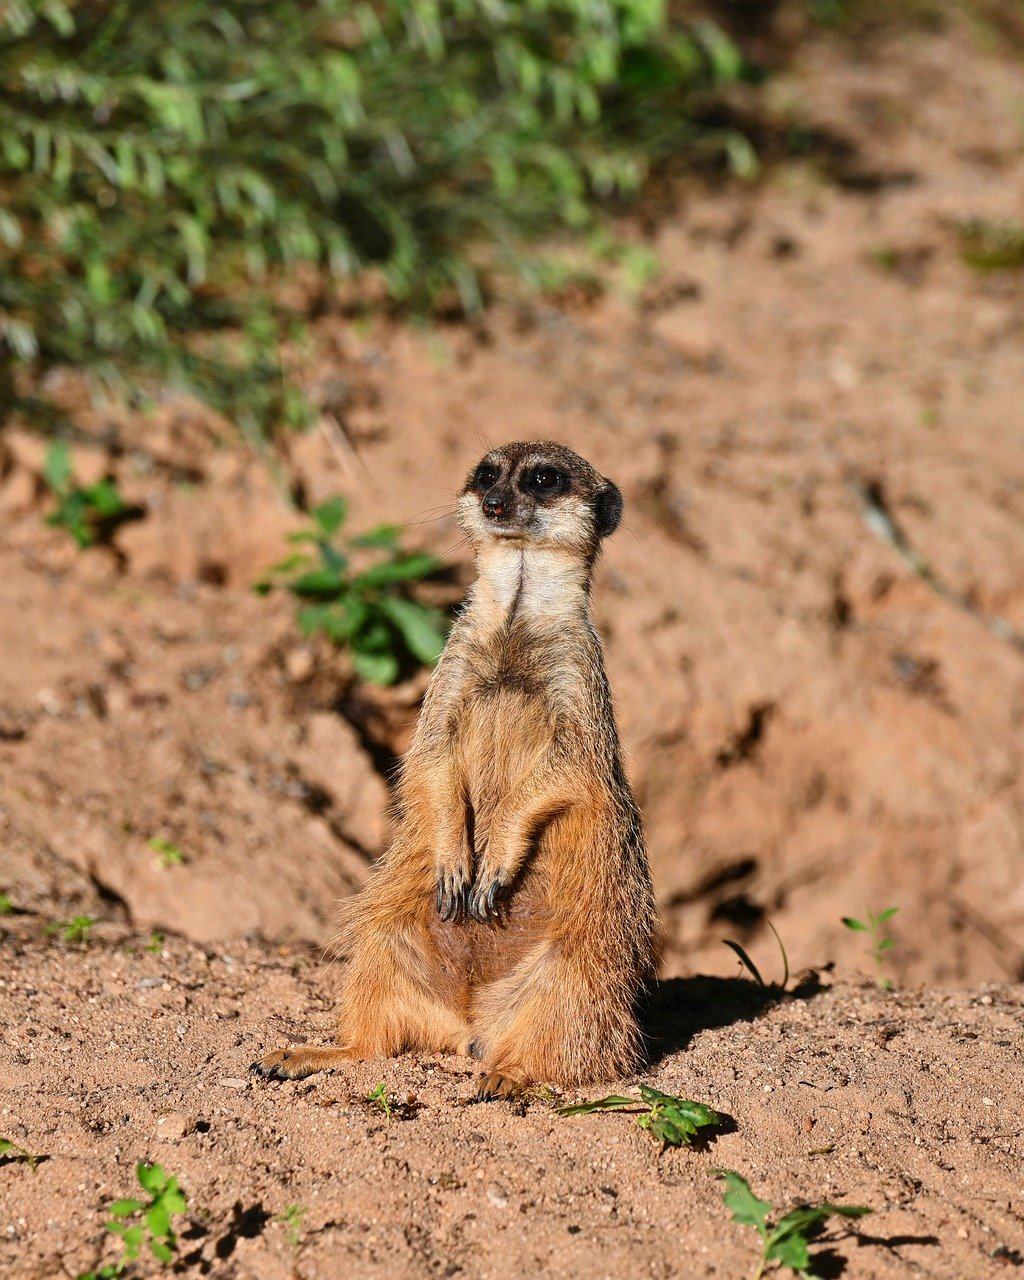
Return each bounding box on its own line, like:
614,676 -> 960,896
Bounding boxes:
483,492 -> 510,520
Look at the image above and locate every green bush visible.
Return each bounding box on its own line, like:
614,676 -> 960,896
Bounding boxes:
1,0 -> 747,436
255,494 -> 449,684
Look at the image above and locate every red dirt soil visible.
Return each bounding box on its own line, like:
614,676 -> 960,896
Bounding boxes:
2,11 -> 1024,1279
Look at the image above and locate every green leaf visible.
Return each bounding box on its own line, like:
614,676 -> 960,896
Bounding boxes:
150,1238 -> 175,1263
162,1187 -> 187,1216
350,524 -> 402,548
119,1223 -> 145,1259
766,1229 -> 812,1273
657,1097 -> 722,1130
82,479 -> 127,518
771,1206 -> 831,1241
319,595 -> 370,642
713,1169 -> 771,1232
354,554 -> 441,587
352,650 -> 399,685
43,441 -> 72,492
352,617 -> 392,653
875,907 -> 899,924
367,1081 -> 392,1118
877,938 -> 895,952
311,496 -> 347,536
296,604 -> 331,636
145,1204 -> 170,1239
291,567 -> 346,599
817,1203 -> 871,1221
135,1162 -> 166,1194
264,552 -> 309,576
107,1198 -> 144,1218
841,917 -> 868,932
320,542 -> 348,573
641,1092 -> 722,1147
557,1096 -> 640,1116
0,1137 -> 39,1170
378,596 -> 447,664
643,1111 -> 685,1146
723,939 -> 767,986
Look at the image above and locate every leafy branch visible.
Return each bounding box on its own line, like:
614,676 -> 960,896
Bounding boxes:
42,442 -> 138,549
1,0 -> 750,438
714,1170 -> 870,1279
78,1162 -> 188,1279
558,1086 -> 724,1149
256,496 -> 449,685
842,906 -> 898,989
0,1137 -> 42,1171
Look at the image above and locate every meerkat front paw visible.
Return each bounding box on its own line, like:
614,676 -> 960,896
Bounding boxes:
467,866 -> 509,922
435,860 -> 471,922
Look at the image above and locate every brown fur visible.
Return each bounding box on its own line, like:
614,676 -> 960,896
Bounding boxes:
255,442 -> 658,1095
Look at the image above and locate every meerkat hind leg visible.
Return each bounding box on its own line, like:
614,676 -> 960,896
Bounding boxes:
472,936 -> 640,1095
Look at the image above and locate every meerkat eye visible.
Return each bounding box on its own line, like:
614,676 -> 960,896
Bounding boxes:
521,464 -> 568,497
472,462 -> 500,491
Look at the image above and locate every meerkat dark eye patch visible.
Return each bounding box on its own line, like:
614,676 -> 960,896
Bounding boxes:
593,482 -> 623,538
519,464 -> 569,498
471,461 -> 501,491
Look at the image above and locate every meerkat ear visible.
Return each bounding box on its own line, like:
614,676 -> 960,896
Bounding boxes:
593,481 -> 623,539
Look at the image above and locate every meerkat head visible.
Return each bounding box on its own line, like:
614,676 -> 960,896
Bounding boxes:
457,441 -> 622,559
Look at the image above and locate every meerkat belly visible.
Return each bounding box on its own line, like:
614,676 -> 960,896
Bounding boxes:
458,687 -> 554,986
459,688 -> 548,830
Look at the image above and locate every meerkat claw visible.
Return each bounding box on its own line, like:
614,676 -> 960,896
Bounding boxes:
467,874 -> 507,923
475,1071 -> 524,1101
436,872 -> 469,922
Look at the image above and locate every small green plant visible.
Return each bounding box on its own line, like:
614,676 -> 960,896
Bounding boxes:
558,1086 -> 723,1149
78,1162 -> 188,1279
275,1202 -> 307,1249
842,906 -> 898,989
713,1170 -> 870,1279
46,914 -> 97,945
367,1082 -> 393,1120
256,496 -> 449,686
147,837 -> 185,868
43,443 -> 135,549
957,219 -> 1024,271
144,931 -> 166,955
869,243 -> 900,272
723,921 -> 791,992
0,891 -> 13,914
0,1137 -> 41,1171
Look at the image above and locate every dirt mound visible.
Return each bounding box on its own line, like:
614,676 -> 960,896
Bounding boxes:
2,17 -> 1024,986
2,921 -> 1021,1279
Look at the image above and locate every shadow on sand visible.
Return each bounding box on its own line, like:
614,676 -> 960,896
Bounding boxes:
643,970 -> 828,1065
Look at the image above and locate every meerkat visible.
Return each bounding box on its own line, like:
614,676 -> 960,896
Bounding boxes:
254,441 -> 658,1096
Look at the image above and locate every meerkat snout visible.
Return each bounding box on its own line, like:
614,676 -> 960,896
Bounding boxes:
458,441 -> 623,554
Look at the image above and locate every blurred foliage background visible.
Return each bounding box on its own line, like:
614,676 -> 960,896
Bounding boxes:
0,0 -> 757,440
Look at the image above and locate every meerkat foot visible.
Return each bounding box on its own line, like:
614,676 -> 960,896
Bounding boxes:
475,1071 -> 526,1101
466,869 -> 509,923
435,862 -> 472,922
251,1044 -> 352,1081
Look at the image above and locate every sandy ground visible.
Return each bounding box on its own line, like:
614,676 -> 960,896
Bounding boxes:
2,917 -> 1022,1280
2,9 -> 1024,1279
